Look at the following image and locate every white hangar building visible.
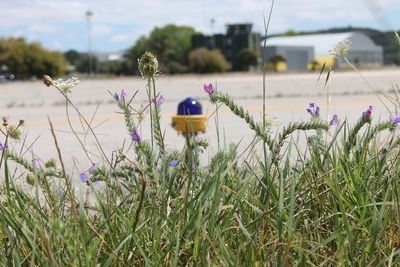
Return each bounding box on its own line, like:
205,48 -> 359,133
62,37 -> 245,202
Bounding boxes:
264,32 -> 383,70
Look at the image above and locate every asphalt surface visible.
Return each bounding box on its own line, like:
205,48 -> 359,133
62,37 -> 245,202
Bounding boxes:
1,69 -> 399,174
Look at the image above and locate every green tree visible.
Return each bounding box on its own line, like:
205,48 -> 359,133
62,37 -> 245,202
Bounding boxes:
64,50 -> 81,66
279,30 -> 298,36
269,54 -> 287,63
125,37 -> 150,75
125,25 -> 198,74
62,50 -> 102,74
0,37 -> 67,78
393,54 -> 400,65
188,48 -> 230,73
75,54 -> 98,74
268,54 -> 287,71
98,60 -> 123,75
236,48 -> 259,70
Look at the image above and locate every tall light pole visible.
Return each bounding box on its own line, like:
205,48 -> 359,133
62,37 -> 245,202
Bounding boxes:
210,18 -> 215,50
86,10 -> 93,75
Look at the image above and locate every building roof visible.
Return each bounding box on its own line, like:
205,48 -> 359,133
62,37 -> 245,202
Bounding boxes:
265,32 -> 355,57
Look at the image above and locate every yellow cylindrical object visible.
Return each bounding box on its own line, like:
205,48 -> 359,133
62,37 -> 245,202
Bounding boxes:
172,115 -> 207,133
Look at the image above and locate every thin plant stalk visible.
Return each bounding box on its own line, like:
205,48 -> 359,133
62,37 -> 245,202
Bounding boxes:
151,77 -> 165,151
343,56 -> 391,113
261,0 -> 275,166
146,79 -> 154,148
55,87 -> 112,167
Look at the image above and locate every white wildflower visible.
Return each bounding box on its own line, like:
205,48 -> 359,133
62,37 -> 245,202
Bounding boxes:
329,40 -> 351,58
52,77 -> 79,93
263,114 -> 279,127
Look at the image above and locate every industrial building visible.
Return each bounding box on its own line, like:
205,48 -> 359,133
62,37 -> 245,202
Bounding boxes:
264,32 -> 384,70
192,24 -> 261,71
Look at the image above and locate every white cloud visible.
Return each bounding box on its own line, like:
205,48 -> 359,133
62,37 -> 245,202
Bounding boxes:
110,34 -> 134,43
92,25 -> 113,36
1,0 -> 399,28
27,24 -> 62,34
9,31 -> 25,38
53,41 -> 63,50
26,33 -> 38,42
1,0 -> 399,51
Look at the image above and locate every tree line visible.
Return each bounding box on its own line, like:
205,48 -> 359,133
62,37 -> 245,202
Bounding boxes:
0,37 -> 67,79
1,24 -> 260,79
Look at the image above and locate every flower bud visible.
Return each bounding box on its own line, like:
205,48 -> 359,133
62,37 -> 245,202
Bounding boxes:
43,75 -> 53,87
26,174 -> 35,186
2,116 -> 8,127
138,52 -> 159,79
7,125 -> 22,140
45,158 -> 57,168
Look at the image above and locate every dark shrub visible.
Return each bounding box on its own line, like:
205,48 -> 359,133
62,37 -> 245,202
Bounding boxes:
188,48 -> 230,73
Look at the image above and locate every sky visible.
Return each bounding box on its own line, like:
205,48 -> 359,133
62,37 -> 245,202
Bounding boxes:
0,0 -> 399,53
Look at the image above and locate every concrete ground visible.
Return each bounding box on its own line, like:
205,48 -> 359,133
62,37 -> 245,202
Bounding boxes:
0,69 -> 399,174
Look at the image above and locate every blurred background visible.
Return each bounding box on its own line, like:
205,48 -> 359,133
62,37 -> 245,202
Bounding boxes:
1,0 -> 400,79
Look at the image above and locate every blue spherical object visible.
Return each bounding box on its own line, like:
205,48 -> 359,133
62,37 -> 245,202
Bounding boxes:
177,97 -> 203,115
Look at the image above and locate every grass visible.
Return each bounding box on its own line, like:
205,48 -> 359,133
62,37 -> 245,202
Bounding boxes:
0,52 -> 399,266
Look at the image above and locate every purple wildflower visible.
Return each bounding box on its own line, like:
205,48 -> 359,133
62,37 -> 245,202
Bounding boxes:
329,114 -> 339,126
192,163 -> 197,170
121,90 -> 127,98
307,103 -> 320,117
204,83 -> 215,94
362,106 -> 373,119
88,163 -> 97,175
390,115 -> 400,124
32,158 -> 40,168
132,130 -> 141,144
93,181 -> 101,186
113,92 -> 119,100
169,159 -> 179,167
58,189 -> 65,196
80,173 -> 89,183
153,95 -> 166,105
0,142 -> 5,151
